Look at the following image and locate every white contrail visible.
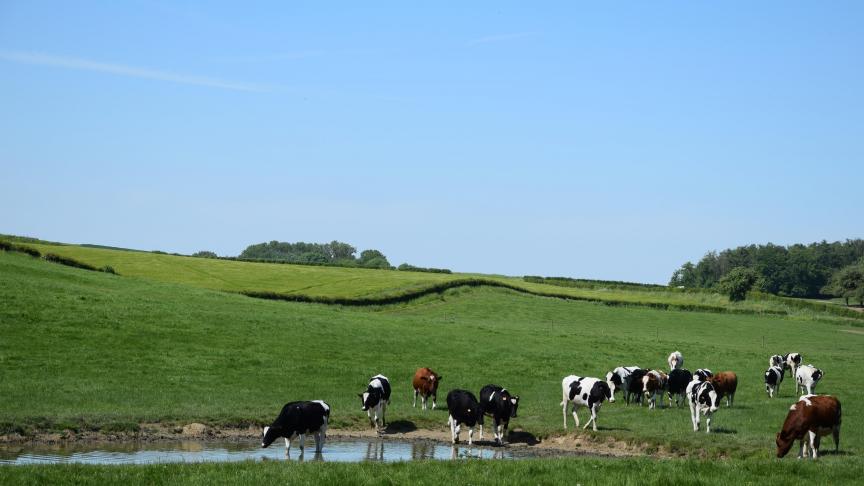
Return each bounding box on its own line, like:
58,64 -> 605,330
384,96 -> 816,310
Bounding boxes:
0,50 -> 266,92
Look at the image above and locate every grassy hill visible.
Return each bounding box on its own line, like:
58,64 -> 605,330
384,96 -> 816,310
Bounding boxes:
7,239 -> 863,320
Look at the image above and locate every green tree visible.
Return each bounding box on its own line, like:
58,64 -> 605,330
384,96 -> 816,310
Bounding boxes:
717,267 -> 758,302
192,251 -> 218,258
822,263 -> 864,306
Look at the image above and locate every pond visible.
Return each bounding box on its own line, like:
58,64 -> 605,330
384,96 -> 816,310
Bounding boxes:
0,439 -> 555,465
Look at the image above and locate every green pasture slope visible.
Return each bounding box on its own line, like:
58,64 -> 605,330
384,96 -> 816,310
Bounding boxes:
1,249 -> 863,483
14,240 -> 863,319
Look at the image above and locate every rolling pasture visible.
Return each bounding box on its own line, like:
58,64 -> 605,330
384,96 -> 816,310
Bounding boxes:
1,247 -> 863,483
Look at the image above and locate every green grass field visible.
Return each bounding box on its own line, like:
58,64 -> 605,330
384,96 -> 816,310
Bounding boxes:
1,247 -> 862,483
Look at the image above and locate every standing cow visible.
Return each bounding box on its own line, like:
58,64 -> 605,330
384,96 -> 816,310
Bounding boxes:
561,375 -> 612,431
709,371 -> 738,407
686,380 -> 719,433
358,374 -> 391,432
693,368 -> 713,382
770,354 -> 784,369
625,368 -> 648,406
784,353 -> 802,378
605,366 -> 640,403
478,384 -> 519,445
643,370 -> 668,409
795,364 -> 823,395
764,365 -> 784,398
446,389 -> 483,445
776,395 -> 841,459
666,368 -> 693,407
412,367 -> 441,410
262,400 -> 330,454
668,351 -> 684,370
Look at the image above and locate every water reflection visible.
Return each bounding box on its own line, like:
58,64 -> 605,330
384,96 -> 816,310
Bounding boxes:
411,441 -> 436,460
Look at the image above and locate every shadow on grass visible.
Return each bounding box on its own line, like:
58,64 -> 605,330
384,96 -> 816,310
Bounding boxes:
384,420 -> 417,434
712,427 -> 737,434
507,430 -> 540,446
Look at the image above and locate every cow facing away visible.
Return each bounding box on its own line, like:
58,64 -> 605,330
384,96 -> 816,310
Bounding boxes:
776,395 -> 841,459
686,380 -> 719,433
784,353 -> 802,378
359,374 -> 391,432
642,370 -> 668,409
561,375 -> 612,431
666,368 -> 693,407
765,366 -> 784,398
693,368 -> 713,382
709,371 -> 738,407
446,389 -> 483,445
412,367 -> 441,410
668,351 -> 684,370
770,354 -> 784,369
624,368 -> 648,405
605,366 -> 640,404
478,384 -> 519,445
796,365 -> 823,395
262,400 -> 330,454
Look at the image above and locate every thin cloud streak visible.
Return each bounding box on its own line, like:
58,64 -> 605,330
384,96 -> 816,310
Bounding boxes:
467,32 -> 537,46
0,50 -> 266,92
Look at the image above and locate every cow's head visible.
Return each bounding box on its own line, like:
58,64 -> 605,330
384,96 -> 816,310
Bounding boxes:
510,395 -> 520,418
262,425 -> 280,448
703,385 -> 719,413
605,371 -> 621,402
776,431 -> 795,458
812,369 -> 823,382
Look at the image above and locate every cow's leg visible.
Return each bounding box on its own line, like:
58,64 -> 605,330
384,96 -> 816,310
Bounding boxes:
285,437 -> 291,453
705,411 -> 712,433
448,415 -> 456,443
561,400 -> 568,429
421,394 -> 427,410
572,403 -> 580,428
810,432 -> 821,459
798,438 -> 806,459
689,402 -> 699,431
468,426 -> 474,446
497,421 -> 504,445
413,389 -> 418,408
299,433 -> 306,451
584,404 -> 598,431
432,392 -> 437,410
314,431 -> 322,453
367,409 -> 374,428
833,425 -> 841,452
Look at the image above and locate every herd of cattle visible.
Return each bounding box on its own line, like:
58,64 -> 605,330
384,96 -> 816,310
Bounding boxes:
260,353 -> 842,460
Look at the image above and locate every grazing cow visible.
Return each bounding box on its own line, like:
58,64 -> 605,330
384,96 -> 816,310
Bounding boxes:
478,384 -> 519,445
784,353 -> 802,378
693,368 -> 713,382
764,366 -> 784,398
666,368 -> 693,407
560,375 -> 612,431
709,371 -> 738,407
358,374 -> 391,432
262,400 -> 330,453
412,367 -> 441,410
686,380 -> 719,433
770,354 -> 784,369
625,368 -> 648,405
605,366 -> 640,403
667,351 -> 684,370
642,370 -> 669,409
776,395 -> 841,459
795,365 -> 824,395
446,389 -> 483,445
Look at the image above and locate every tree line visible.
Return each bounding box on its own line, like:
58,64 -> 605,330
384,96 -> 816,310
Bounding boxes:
237,240 -> 392,269
670,239 -> 864,303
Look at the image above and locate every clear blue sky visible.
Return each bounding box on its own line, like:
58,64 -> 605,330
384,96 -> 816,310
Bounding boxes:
1,2 -> 861,283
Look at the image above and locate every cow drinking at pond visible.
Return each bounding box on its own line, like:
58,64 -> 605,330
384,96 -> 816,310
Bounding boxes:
262,400 -> 330,454
358,374 -> 391,433
561,375 -> 612,431
795,364 -> 823,395
776,395 -> 841,459
478,384 -> 519,445
446,389 -> 483,446
412,367 -> 441,410
765,365 -> 784,398
686,380 -> 719,433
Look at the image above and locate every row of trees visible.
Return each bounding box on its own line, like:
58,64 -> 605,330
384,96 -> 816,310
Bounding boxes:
671,240 -> 864,302
237,240 -> 392,269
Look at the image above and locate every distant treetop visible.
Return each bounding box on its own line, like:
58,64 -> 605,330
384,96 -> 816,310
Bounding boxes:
239,240 -> 391,269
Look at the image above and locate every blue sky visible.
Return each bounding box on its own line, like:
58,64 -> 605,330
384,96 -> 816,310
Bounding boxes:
1,1 -> 861,283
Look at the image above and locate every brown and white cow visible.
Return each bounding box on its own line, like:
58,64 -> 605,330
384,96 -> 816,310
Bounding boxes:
412,367 -> 441,410
776,395 -> 841,459
709,371 -> 738,407
642,370 -> 668,409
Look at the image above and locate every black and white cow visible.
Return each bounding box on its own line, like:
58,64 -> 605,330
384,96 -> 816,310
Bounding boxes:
262,400 -> 330,453
446,389 -> 484,445
765,365 -> 784,398
686,380 -> 719,433
770,354 -> 784,369
693,368 -> 713,382
668,351 -> 684,370
784,353 -> 802,378
478,384 -> 519,445
605,366 -> 640,404
561,375 -> 612,431
795,364 -> 824,395
666,368 -> 693,407
358,374 -> 391,432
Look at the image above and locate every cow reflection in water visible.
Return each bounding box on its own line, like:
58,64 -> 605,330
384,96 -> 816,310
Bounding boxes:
365,441 -> 385,461
450,445 -> 504,460
411,441 -> 436,460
